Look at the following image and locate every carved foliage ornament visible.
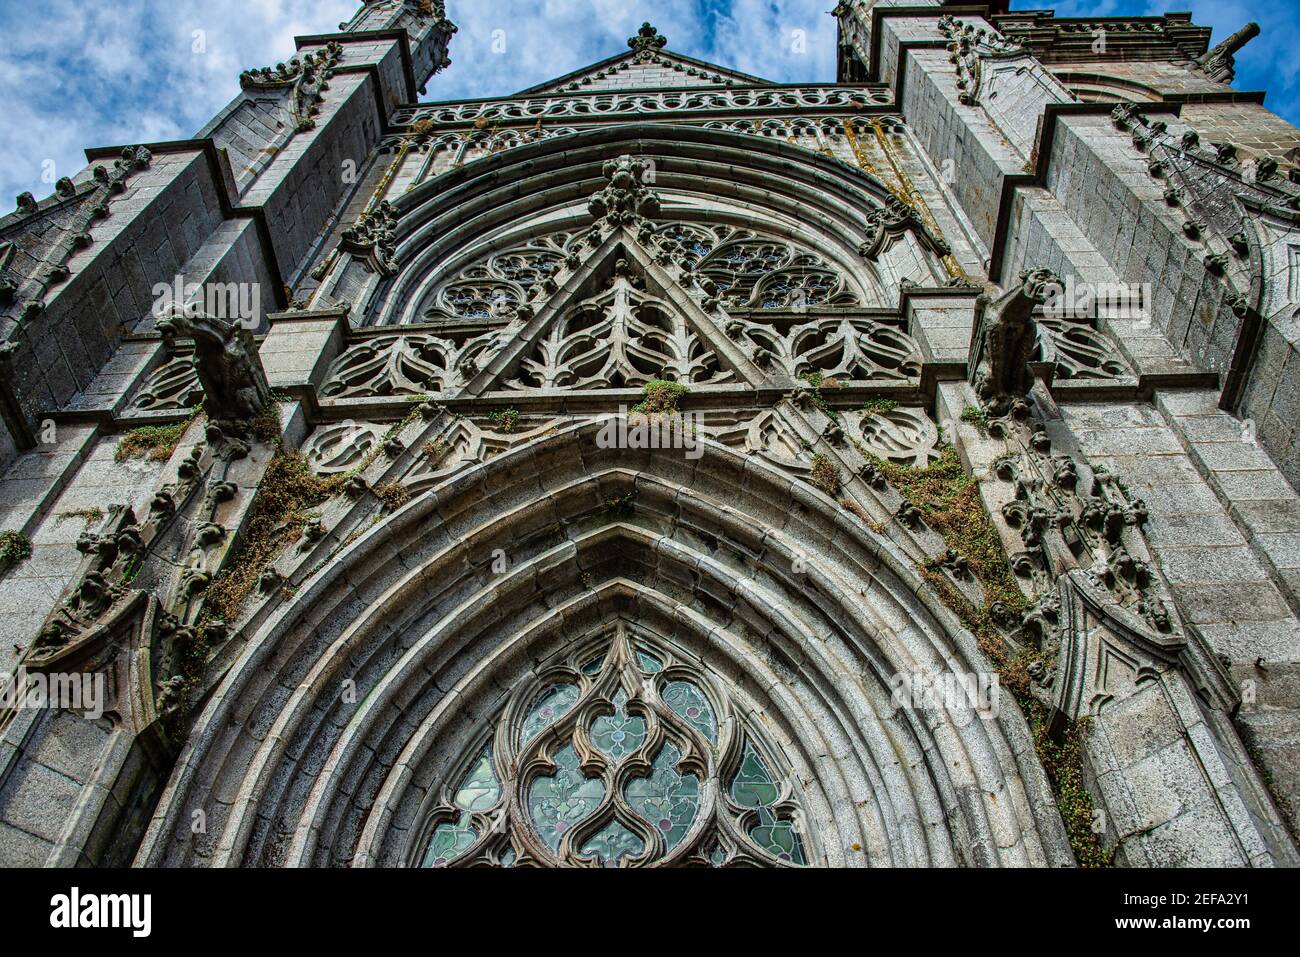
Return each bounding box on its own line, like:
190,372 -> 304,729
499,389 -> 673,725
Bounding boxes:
858,195 -> 951,261
419,624 -> 808,867
628,22 -> 668,58
936,15 -> 1027,107
339,200 -> 398,276
588,155 -> 661,226
239,41 -> 343,132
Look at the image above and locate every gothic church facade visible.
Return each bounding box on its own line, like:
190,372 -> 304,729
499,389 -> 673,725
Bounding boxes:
0,0 -> 1298,867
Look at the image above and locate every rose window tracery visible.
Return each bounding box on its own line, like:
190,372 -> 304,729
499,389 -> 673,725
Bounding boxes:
419,220 -> 864,324
423,231 -> 584,321
654,222 -> 861,309
419,624 -> 809,868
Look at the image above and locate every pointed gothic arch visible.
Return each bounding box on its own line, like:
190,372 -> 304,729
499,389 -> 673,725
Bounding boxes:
135,422 -> 1073,868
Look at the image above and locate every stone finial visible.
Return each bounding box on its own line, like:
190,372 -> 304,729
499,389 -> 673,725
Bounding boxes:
588,155 -> 661,226
628,22 -> 667,57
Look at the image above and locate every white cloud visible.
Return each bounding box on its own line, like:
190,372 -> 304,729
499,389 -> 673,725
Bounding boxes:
0,0 -> 1291,208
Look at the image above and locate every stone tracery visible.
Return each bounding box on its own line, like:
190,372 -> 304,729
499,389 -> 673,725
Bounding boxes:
420,623 -> 807,867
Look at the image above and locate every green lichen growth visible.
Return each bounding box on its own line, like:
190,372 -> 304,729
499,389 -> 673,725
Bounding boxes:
860,398 -> 898,418
0,530 -> 33,570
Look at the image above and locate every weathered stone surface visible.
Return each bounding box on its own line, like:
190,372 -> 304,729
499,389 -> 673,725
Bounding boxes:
0,0 -> 1297,870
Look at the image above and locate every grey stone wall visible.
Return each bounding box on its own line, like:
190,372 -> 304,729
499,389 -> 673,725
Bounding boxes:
0,0 -> 1296,869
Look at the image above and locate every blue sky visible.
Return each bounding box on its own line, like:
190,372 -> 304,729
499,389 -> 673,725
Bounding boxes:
0,0 -> 1295,205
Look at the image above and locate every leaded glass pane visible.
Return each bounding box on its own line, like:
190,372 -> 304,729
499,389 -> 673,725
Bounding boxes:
580,820 -> 644,864
424,630 -> 811,866
453,747 -> 500,811
730,738 -> 804,864
521,683 -> 579,743
635,647 -> 663,673
420,745 -> 500,867
527,744 -> 604,852
730,739 -> 781,807
661,680 -> 717,743
751,808 -> 806,865
422,814 -> 477,867
589,689 -> 646,761
624,741 -> 700,850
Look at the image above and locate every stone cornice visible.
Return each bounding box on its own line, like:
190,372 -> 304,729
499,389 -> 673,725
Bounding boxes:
391,83 -> 894,133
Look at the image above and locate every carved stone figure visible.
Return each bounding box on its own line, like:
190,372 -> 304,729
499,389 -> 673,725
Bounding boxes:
156,306 -> 272,425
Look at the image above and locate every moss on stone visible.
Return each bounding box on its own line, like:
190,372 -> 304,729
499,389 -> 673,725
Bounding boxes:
810,453 -> 841,496
375,481 -> 412,511
630,379 -> 688,416
57,507 -> 106,526
868,444 -> 1111,867
0,530 -> 33,570
487,407 -> 520,433
960,403 -> 990,435
115,405 -> 203,463
203,453 -> 348,623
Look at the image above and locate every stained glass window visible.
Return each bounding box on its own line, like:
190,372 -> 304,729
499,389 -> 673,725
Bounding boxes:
418,626 -> 811,867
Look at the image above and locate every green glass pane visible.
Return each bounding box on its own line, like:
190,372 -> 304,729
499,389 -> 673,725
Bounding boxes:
422,811 -> 477,867
624,741 -> 700,852
521,683 -> 580,743
498,847 -> 516,867
709,844 -> 727,867
454,747 -> 500,812
580,655 -> 604,676
589,689 -> 646,762
635,647 -> 663,673
527,744 -> 604,852
730,739 -> 781,808
580,820 -> 644,865
750,807 -> 806,865
661,680 -> 717,743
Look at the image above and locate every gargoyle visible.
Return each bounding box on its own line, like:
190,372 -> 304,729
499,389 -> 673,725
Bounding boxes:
972,268 -> 1060,413
157,305 -> 271,426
